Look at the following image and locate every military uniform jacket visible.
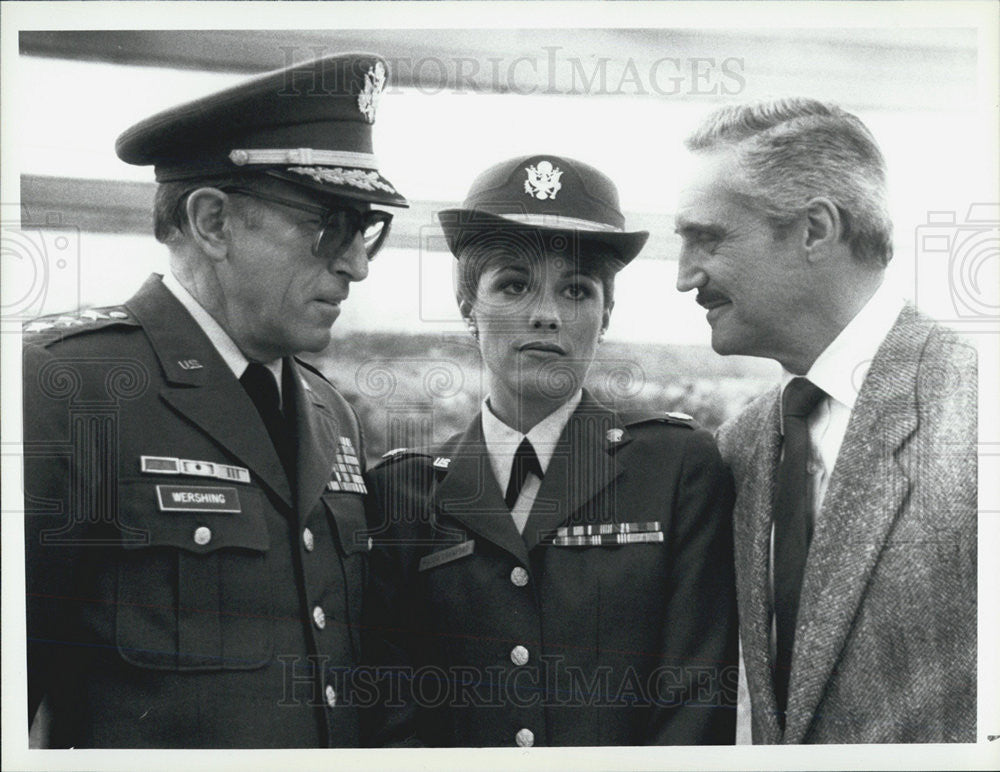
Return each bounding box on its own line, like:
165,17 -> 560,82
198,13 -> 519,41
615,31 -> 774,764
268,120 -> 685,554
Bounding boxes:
363,392 -> 737,747
23,274 -> 372,748
718,304 -> 977,743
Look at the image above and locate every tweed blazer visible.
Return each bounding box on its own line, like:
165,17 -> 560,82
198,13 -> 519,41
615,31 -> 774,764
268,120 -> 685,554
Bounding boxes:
717,303 -> 977,744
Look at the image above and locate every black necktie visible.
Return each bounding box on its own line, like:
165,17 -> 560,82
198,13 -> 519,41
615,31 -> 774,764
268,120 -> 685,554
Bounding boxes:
773,376 -> 826,718
240,362 -> 296,483
505,438 -> 543,511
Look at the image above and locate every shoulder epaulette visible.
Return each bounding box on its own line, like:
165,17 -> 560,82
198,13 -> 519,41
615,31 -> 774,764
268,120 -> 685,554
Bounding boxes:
372,446 -> 434,470
621,410 -> 697,430
22,306 -> 139,344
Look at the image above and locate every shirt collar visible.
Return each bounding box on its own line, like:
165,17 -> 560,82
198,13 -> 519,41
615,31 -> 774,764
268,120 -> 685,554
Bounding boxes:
781,279 -> 904,411
481,390 -> 583,483
161,271 -> 283,390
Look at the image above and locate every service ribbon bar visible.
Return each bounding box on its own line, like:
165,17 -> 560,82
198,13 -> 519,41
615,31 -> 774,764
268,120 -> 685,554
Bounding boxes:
556,520 -> 661,538
553,531 -> 665,547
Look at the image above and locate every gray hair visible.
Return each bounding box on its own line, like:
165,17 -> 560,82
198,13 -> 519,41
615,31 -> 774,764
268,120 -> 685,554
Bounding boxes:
686,97 -> 893,267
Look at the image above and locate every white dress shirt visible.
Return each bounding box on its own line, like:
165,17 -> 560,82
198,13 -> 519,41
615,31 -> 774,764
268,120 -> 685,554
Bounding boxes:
162,272 -> 284,402
779,280 -> 905,517
766,280 -> 904,663
481,390 -> 583,534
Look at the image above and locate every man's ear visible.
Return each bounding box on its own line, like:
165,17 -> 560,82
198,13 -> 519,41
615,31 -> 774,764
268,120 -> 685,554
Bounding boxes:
803,197 -> 843,261
185,188 -> 233,261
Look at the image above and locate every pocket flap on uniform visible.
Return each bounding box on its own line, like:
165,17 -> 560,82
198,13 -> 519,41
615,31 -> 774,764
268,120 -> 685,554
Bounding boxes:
323,492 -> 371,555
117,480 -> 270,553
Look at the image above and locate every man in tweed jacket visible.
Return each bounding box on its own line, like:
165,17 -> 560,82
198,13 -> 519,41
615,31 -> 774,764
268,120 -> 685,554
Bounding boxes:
673,97 -> 977,743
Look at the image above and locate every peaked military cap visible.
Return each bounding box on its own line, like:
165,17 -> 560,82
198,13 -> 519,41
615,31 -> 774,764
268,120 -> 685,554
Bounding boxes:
116,53 -> 407,207
438,154 -> 648,264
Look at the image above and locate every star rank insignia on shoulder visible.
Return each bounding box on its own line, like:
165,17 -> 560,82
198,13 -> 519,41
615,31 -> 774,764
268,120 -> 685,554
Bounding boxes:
23,306 -> 138,343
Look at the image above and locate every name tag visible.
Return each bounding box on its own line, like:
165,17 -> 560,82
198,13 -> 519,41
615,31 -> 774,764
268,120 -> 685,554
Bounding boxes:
418,540 -> 475,572
156,485 -> 241,513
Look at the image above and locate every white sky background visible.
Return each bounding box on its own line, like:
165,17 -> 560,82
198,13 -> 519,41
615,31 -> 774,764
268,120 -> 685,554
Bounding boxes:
8,45 -> 998,344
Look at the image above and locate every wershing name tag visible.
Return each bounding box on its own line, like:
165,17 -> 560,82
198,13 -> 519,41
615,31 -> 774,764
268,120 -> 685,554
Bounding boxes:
418,540 -> 475,572
156,485 -> 242,513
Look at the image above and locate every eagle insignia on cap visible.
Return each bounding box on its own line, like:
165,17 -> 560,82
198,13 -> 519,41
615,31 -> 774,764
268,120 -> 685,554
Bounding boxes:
358,61 -> 386,124
524,160 -> 563,200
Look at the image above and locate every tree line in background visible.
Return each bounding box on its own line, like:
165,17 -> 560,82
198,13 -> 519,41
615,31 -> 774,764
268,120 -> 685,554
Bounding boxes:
309,332 -> 776,463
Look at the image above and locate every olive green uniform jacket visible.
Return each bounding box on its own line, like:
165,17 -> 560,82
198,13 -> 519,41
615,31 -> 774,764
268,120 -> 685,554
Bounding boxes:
363,392 -> 738,747
24,274 -> 371,748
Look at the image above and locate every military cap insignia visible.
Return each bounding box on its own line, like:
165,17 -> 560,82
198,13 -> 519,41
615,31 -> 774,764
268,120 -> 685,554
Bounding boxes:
524,160 -> 563,200
286,166 -> 398,194
357,61 -> 386,123
606,428 -> 624,443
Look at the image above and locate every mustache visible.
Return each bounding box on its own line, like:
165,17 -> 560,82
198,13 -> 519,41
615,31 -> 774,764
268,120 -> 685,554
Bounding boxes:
696,289 -> 730,308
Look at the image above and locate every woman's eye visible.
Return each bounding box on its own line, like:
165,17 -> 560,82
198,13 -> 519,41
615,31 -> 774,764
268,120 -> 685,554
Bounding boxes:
500,280 -> 529,295
562,283 -> 592,300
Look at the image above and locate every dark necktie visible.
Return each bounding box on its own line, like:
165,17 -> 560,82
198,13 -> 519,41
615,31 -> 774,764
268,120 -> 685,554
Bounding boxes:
505,438 -> 543,511
240,362 -> 296,483
773,376 -> 826,718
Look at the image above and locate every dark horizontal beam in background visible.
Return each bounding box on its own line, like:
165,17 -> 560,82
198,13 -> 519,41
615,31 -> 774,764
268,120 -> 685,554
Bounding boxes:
19,29 -> 976,111
19,174 -> 683,260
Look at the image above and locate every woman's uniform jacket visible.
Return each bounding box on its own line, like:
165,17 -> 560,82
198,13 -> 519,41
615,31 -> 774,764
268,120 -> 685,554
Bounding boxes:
362,391 -> 737,747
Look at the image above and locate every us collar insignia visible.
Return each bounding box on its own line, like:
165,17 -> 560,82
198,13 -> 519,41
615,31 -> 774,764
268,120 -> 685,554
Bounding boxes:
357,61 -> 386,123
524,160 -> 563,200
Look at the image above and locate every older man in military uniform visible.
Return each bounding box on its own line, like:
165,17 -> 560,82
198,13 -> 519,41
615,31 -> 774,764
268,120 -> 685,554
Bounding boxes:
23,53 -> 407,748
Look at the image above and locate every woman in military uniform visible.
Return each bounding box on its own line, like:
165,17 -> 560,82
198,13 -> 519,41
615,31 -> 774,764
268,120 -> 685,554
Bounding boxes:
363,155 -> 737,747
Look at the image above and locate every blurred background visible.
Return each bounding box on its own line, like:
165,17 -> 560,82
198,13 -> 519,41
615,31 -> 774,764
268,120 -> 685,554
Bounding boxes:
8,28 -> 996,459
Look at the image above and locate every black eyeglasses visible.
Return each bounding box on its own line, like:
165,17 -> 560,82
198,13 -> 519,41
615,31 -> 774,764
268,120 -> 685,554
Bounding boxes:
221,187 -> 393,260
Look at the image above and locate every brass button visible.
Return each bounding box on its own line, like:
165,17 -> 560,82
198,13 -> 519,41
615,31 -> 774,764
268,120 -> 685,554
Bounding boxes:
325,684 -> 337,707
312,606 -> 326,630
515,727 -> 534,747
303,527 -> 315,552
510,645 -> 529,667
193,526 -> 212,546
510,566 -> 529,587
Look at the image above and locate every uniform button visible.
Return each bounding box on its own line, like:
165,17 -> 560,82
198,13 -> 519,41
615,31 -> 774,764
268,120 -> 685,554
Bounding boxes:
515,727 -> 534,747
510,645 -> 529,666
313,606 -> 326,630
325,684 -> 337,707
510,566 -> 529,587
193,526 -> 212,546
302,527 -> 315,552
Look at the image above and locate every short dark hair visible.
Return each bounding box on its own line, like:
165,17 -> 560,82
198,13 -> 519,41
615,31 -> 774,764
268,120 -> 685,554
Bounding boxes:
455,232 -> 624,315
152,173 -> 266,244
686,97 -> 893,267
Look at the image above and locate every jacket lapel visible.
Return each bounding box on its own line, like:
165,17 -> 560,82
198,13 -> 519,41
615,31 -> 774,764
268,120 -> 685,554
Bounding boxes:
785,306 -> 924,742
522,392 -> 625,550
289,359 -> 341,517
731,390 -> 785,743
126,275 -> 293,507
432,417 -> 530,567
